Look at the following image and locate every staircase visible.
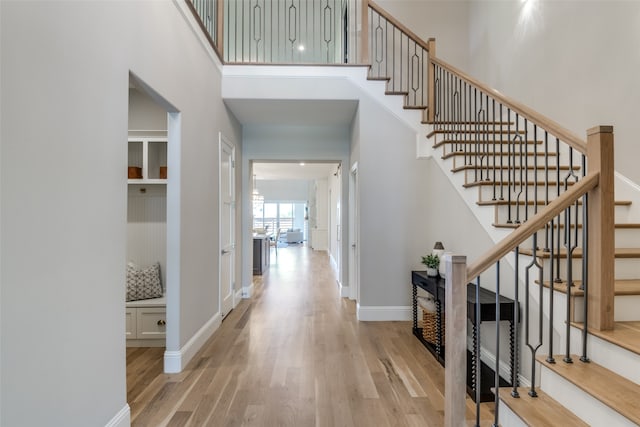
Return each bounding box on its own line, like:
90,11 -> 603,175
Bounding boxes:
369,67 -> 640,425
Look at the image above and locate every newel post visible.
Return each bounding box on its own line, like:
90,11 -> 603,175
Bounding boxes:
216,0 -> 224,55
427,38 -> 436,123
445,254 -> 467,427
360,0 -> 370,64
586,125 -> 615,331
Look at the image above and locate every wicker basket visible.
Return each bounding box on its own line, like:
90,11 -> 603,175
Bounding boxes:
422,309 -> 445,346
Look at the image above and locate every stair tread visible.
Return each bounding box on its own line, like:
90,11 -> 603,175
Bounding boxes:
456,165 -> 579,173
464,180 -> 574,188
367,76 -> 390,81
497,387 -> 588,427
537,355 -> 640,424
404,105 -> 427,110
571,321 -> 640,357
422,120 -> 514,125
480,199 -> 631,207
429,129 -> 526,136
539,279 -> 640,296
520,247 -> 640,259
434,140 -> 544,148
493,220 -> 636,229
385,90 -> 408,96
442,151 -> 556,159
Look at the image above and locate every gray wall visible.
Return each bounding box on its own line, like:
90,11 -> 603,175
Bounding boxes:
257,179 -> 312,201
377,0 -> 470,71
1,1 -> 240,425
129,88 -> 168,131
355,95 -> 431,307
242,125 -> 351,289
467,0 -> 640,185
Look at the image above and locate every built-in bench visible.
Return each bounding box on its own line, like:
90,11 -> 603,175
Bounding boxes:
126,296 -> 166,347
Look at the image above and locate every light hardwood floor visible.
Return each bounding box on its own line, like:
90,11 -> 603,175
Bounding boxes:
127,245 -> 491,426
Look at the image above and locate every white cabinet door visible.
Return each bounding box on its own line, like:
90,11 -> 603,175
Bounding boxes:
136,307 -> 166,339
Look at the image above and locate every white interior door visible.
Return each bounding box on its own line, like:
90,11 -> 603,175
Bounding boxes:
219,134 -> 235,319
349,164 -> 359,302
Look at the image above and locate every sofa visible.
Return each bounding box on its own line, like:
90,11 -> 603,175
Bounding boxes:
282,228 -> 303,243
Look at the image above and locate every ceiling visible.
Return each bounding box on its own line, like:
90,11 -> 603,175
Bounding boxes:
226,99 -> 351,180
253,162 -> 339,180
224,99 -> 358,126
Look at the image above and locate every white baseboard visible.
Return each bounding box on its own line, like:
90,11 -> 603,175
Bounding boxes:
234,288 -> 243,306
164,311 -> 222,373
339,282 -> 350,298
105,404 -> 130,427
357,304 -> 411,321
242,282 -> 254,298
466,336 -> 530,389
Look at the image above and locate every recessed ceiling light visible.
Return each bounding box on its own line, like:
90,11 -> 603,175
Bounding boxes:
299,162 -> 305,166
298,45 -> 305,52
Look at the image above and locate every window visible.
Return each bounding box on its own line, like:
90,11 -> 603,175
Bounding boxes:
253,202 -> 298,233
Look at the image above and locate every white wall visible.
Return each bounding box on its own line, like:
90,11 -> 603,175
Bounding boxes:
467,0 -> 640,185
1,1 -> 241,425
257,179 -> 311,201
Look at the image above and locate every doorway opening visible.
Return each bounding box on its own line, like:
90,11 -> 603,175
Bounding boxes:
126,73 -> 180,399
250,160 -> 342,278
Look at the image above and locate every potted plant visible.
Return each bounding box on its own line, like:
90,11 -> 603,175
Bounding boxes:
421,254 -> 440,277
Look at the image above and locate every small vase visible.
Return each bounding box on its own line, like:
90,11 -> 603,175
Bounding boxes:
426,267 -> 438,277
439,251 -> 451,278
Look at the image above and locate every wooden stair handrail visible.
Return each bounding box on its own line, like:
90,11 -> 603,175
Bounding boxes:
467,172 -> 600,281
430,57 -> 587,154
367,0 -> 434,53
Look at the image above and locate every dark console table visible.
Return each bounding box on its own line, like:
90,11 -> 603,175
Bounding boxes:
411,271 -> 518,402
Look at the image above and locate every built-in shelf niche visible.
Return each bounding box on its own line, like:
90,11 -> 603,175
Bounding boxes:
128,136 -> 167,184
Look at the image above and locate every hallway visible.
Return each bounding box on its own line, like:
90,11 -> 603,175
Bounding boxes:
127,246 -> 483,426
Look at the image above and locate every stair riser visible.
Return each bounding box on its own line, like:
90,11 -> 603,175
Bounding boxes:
616,228 -> 640,247
447,155 -> 562,171
569,295 -> 640,322
497,401 -> 529,427
474,185 -> 583,203
489,205 -> 633,226
568,324 -> 640,386
519,257 -> 640,281
463,167 -> 579,185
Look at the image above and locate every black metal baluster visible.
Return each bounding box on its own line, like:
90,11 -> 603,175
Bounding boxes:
581,154 -> 590,363
524,237 -> 543,397
527,121 -> 533,223
499,104 -> 504,201
492,99 -> 497,200
507,109 -> 513,223
493,261 -> 501,427
475,276 -> 481,427
512,247 -> 521,397
555,138 -> 562,284
564,147 -> 578,364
